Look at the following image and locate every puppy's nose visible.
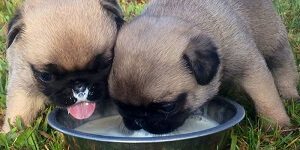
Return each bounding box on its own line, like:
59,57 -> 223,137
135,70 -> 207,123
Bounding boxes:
73,82 -> 87,93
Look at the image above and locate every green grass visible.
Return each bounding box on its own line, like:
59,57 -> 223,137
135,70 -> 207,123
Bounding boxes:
120,0 -> 146,20
0,0 -> 299,149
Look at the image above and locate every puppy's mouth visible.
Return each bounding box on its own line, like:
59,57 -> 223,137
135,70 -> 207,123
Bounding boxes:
67,87 -> 96,120
67,102 -> 96,120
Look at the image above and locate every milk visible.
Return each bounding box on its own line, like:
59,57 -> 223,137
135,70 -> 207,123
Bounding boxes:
75,115 -> 219,137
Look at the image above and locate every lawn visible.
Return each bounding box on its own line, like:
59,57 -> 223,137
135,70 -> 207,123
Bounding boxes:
0,0 -> 299,149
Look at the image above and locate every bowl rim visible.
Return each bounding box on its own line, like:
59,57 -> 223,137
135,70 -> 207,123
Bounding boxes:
47,98 -> 245,143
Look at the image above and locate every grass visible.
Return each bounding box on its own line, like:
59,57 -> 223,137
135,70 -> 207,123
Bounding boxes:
0,0 -> 299,149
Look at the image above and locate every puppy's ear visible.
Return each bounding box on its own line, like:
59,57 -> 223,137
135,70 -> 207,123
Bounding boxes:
183,35 -> 220,85
101,0 -> 124,29
7,10 -> 23,48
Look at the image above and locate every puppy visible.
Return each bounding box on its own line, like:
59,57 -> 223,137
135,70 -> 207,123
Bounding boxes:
3,0 -> 123,132
109,0 -> 299,134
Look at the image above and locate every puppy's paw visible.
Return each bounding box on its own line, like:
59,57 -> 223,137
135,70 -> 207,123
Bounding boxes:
276,118 -> 292,129
260,115 -> 291,131
279,89 -> 300,102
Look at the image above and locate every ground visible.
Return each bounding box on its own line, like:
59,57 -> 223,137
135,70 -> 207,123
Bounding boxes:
0,0 -> 299,149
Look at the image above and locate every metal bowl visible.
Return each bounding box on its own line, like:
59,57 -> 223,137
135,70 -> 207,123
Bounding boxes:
48,96 -> 245,150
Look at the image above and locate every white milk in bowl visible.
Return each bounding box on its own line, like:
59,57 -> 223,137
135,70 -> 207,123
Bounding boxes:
75,115 -> 219,137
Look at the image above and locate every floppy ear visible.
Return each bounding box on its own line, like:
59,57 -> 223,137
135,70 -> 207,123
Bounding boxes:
183,35 -> 220,85
101,0 -> 124,29
7,10 -> 23,48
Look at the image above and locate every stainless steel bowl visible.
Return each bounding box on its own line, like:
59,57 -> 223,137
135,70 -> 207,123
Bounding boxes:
48,97 -> 245,150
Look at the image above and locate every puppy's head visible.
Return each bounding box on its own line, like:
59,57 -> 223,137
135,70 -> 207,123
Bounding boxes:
109,17 -> 221,134
7,0 -> 124,119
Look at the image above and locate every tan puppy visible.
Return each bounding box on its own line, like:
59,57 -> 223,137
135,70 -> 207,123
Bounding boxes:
109,0 -> 299,134
3,0 -> 123,132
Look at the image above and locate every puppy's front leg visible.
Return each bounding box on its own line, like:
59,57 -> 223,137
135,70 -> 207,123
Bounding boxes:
266,45 -> 299,100
2,89 -> 45,132
240,60 -> 290,127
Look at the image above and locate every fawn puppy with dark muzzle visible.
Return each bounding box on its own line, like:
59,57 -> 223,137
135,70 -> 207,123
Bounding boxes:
109,0 -> 299,134
3,0 -> 124,132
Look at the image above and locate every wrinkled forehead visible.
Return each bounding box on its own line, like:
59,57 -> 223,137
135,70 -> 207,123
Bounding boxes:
20,4 -> 115,70
22,34 -> 112,70
31,52 -> 111,75
117,22 -> 190,54
109,65 -> 197,105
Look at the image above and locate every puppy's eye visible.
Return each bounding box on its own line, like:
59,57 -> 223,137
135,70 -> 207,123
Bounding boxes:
38,72 -> 54,82
160,103 -> 177,113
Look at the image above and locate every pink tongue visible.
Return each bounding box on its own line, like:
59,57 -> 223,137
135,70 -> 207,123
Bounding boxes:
67,102 -> 96,120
